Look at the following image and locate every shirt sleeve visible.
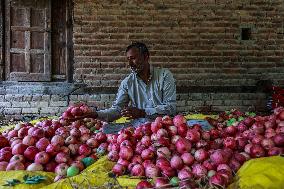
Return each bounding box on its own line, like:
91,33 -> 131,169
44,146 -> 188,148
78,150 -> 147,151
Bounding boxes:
144,69 -> 176,116
97,79 -> 130,122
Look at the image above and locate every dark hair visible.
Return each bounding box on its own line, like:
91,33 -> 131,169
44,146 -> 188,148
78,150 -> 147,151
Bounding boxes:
126,42 -> 149,56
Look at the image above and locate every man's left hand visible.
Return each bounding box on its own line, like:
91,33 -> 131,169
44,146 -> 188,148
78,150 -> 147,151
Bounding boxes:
121,107 -> 146,119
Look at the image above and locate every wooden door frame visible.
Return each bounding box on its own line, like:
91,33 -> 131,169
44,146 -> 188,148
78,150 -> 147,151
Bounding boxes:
2,0 -> 74,82
66,0 -> 74,83
0,0 -> 5,81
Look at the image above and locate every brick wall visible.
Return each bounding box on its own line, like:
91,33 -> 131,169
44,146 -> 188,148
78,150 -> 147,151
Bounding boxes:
73,0 -> 284,87
0,84 -> 268,120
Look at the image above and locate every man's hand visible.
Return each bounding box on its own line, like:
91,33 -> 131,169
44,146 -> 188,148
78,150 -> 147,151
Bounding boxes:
121,107 -> 146,120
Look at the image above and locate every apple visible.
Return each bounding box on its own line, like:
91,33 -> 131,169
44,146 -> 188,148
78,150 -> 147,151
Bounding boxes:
0,161 -> 8,171
65,136 -> 78,145
70,128 -> 81,137
28,127 -> 38,136
70,161 -> 85,171
34,152 -> 50,164
86,138 -> 99,148
80,134 -> 91,143
55,163 -> 69,176
10,154 -> 25,163
0,149 -> 13,162
8,130 -> 18,140
6,161 -> 25,170
24,146 -> 40,161
68,144 -> 79,156
42,126 -> 55,138
51,120 -> 62,130
36,138 -> 50,151
81,157 -> 95,167
45,161 -> 57,172
0,135 -> 9,149
51,135 -> 65,146
26,163 -> 43,171
31,128 -> 45,138
54,175 -> 66,182
11,139 -> 22,148
14,123 -> 26,130
60,146 -> 71,155
55,152 -> 69,164
67,166 -> 80,177
46,144 -> 61,156
22,135 -> 37,146
12,143 -> 28,155
78,144 -> 91,156
18,127 -> 29,138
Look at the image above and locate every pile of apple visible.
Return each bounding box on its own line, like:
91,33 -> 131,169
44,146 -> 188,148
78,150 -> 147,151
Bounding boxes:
106,108 -> 284,189
0,104 -> 107,182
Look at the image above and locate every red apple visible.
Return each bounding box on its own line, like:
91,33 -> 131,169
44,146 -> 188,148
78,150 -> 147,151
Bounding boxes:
36,138 -> 50,151
51,135 -> 65,146
34,151 -> 50,164
24,146 -> 40,161
12,143 -> 28,155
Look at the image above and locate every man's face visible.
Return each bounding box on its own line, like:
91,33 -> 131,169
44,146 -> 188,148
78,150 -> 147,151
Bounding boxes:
126,47 -> 147,74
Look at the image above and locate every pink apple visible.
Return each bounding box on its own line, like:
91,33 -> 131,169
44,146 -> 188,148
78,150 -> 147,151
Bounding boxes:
55,163 -> 69,176
22,135 -> 37,146
6,161 -> 25,170
26,163 -> 43,171
28,127 -> 38,136
54,175 -> 66,182
55,152 -> 69,164
11,139 -> 22,148
36,138 -> 50,151
8,130 -> 18,140
34,152 -> 50,164
31,128 -> 45,138
24,146 -> 40,161
12,143 -> 28,155
51,135 -> 65,146
10,154 -> 25,163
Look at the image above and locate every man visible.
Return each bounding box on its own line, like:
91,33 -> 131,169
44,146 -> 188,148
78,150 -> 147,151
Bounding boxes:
87,42 -> 176,122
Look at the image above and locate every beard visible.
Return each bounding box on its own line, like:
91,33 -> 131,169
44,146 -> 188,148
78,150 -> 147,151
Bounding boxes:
130,64 -> 144,74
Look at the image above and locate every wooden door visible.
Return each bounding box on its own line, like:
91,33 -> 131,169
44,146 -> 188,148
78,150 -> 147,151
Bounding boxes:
5,0 -> 51,81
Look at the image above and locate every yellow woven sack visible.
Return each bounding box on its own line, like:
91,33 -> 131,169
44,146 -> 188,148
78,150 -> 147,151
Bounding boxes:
42,156 -> 116,189
228,156 -> 284,189
0,170 -> 55,189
